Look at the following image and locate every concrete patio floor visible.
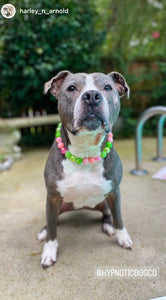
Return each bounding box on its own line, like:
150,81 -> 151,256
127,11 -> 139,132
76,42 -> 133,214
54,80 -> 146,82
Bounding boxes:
0,137 -> 166,300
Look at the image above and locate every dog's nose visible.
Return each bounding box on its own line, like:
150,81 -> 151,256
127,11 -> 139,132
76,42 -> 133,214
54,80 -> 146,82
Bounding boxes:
82,90 -> 102,107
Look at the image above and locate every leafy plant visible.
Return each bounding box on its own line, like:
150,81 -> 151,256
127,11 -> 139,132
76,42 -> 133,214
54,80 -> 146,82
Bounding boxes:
0,0 -> 104,117
151,61 -> 166,106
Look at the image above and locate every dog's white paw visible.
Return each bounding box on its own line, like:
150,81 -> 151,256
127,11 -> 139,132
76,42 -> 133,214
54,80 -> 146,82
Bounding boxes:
41,239 -> 58,268
103,223 -> 114,236
115,227 -> 133,249
37,228 -> 47,242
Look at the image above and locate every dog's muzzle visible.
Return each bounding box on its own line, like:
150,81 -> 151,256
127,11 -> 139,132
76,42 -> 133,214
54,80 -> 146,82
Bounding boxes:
78,90 -> 107,131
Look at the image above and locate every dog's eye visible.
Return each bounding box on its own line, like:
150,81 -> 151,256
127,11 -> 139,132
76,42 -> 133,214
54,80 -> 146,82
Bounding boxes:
104,85 -> 112,91
68,85 -> 76,92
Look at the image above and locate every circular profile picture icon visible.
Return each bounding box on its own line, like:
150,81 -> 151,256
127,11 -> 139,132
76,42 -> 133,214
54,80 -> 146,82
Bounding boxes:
1,4 -> 16,18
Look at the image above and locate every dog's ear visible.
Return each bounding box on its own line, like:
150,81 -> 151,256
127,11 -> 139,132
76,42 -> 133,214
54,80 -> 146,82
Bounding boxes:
108,71 -> 130,99
44,70 -> 71,96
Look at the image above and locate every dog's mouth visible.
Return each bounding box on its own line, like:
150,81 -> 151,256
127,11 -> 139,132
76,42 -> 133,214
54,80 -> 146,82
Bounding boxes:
77,111 -> 108,132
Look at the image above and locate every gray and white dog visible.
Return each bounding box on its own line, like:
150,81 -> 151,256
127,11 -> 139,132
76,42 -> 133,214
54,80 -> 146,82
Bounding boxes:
37,70 -> 133,268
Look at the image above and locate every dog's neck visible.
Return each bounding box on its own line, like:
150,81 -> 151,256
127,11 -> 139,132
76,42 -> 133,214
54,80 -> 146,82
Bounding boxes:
62,125 -> 106,158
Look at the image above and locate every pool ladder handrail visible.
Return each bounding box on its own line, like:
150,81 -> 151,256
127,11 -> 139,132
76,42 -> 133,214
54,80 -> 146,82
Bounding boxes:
131,106 -> 166,176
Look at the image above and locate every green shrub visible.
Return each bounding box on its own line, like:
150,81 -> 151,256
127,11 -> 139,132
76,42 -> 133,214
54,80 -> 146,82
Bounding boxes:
0,0 -> 104,117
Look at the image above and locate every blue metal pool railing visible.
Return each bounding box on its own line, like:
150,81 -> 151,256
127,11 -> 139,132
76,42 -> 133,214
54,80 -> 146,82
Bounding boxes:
131,106 -> 166,176
153,114 -> 166,161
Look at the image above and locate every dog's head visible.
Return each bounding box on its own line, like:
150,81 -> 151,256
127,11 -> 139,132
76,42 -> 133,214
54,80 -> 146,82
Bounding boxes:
3,6 -> 13,17
44,71 -> 130,135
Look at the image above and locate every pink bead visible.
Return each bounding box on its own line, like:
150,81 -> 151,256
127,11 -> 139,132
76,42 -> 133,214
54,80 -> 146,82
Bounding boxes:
61,148 -> 67,154
108,137 -> 113,142
83,158 -> 89,164
88,157 -> 95,164
95,156 -> 101,161
58,142 -> 64,149
56,137 -> 62,143
108,132 -> 113,138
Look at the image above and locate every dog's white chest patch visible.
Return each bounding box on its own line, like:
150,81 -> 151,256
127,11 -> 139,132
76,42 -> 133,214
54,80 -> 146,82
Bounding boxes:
57,159 -> 112,209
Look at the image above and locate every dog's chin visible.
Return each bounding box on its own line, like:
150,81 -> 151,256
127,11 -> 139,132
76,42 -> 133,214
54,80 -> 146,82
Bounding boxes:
81,114 -> 104,131
71,114 -> 110,135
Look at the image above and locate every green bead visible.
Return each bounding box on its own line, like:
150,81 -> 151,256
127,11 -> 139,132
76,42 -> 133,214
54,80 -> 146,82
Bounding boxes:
104,147 -> 110,154
106,142 -> 112,148
70,155 -> 76,162
101,151 -> 107,158
76,157 -> 83,164
65,151 -> 71,158
58,123 -> 62,128
56,127 -> 61,132
56,132 -> 61,138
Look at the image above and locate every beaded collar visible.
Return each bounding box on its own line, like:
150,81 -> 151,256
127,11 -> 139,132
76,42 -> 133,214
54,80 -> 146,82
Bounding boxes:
55,123 -> 113,165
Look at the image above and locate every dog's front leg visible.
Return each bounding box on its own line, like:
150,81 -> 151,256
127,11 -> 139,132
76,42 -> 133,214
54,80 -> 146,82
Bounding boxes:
107,188 -> 133,249
41,192 -> 62,269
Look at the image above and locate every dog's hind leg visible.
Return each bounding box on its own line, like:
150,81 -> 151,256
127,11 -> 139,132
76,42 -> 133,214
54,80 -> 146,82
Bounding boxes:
102,200 -> 114,236
37,225 -> 47,242
96,200 -> 114,236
